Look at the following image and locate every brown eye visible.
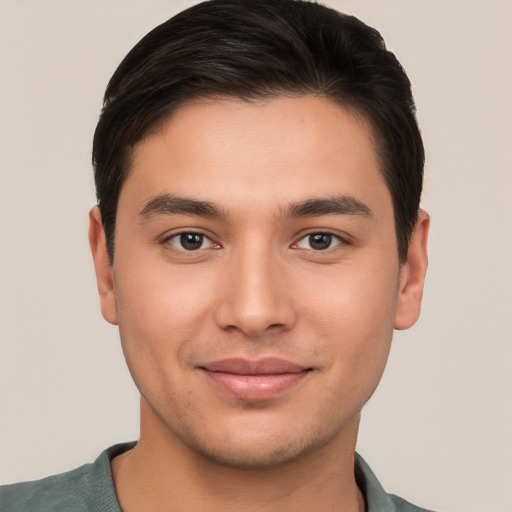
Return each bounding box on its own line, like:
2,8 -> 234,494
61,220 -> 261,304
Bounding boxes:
296,233 -> 341,251
168,232 -> 214,251
309,234 -> 332,250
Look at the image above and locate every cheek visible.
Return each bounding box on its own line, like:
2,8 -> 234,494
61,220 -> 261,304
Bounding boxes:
298,256 -> 399,334
112,258 -> 217,380
116,255 -> 214,328
296,257 -> 399,384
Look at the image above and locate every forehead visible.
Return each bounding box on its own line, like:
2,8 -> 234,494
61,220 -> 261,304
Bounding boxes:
121,95 -> 391,218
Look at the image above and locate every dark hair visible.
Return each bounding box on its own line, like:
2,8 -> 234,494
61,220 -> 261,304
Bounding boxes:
93,0 -> 424,263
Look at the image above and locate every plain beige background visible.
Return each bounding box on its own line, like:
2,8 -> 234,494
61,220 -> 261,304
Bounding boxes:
1,1 -> 511,511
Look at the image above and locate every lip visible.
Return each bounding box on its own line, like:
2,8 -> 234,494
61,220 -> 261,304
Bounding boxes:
200,358 -> 312,401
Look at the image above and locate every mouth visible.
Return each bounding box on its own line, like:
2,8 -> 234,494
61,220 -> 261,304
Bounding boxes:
199,357 -> 313,401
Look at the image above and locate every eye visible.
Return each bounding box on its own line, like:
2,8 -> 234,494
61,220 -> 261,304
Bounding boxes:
295,232 -> 342,251
167,232 -> 216,251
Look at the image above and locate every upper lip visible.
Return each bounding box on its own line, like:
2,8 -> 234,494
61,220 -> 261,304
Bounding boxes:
200,357 -> 311,375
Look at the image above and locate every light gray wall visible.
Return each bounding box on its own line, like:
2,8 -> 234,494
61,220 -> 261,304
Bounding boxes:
1,1 -> 511,511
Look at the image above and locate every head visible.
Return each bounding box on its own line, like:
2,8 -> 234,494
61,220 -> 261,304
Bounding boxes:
92,0 -> 424,265
89,0 -> 429,469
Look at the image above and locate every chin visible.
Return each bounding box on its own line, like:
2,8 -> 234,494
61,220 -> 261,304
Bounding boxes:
179,417 -> 347,470
191,438 -> 317,469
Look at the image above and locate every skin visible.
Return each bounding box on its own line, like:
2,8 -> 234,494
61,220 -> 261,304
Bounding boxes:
89,96 -> 429,511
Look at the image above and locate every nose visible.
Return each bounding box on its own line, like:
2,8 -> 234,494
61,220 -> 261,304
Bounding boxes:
214,246 -> 296,338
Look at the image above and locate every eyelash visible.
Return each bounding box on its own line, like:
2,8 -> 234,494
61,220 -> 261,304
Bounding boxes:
164,231 -> 219,252
293,232 -> 345,251
163,230 -> 347,253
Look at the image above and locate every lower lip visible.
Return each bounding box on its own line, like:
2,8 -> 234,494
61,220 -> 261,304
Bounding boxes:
203,370 -> 310,401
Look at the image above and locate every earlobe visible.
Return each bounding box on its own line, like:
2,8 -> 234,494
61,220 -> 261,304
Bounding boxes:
394,210 -> 430,330
88,206 -> 118,325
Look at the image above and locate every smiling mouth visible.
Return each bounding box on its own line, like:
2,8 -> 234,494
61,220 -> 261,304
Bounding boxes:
199,358 -> 313,401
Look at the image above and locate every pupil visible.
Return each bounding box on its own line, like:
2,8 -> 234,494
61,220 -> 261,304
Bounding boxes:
310,233 -> 331,250
180,233 -> 203,250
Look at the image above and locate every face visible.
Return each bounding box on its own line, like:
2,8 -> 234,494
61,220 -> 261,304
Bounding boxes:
90,96 -> 428,468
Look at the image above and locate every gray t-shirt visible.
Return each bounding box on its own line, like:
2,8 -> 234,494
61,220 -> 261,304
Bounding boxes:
0,443 -> 436,511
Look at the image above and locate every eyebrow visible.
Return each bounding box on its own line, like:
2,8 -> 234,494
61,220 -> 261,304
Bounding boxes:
139,193 -> 373,222
285,195 -> 373,219
139,194 -> 227,220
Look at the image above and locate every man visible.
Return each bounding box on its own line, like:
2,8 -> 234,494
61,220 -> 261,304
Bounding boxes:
0,0 -> 432,510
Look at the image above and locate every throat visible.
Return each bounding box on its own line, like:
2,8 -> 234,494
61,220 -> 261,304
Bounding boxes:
110,425 -> 364,512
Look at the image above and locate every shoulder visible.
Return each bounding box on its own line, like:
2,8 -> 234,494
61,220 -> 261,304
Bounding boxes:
0,463 -> 103,512
0,442 -> 134,512
355,452 -> 438,512
387,494 -> 438,512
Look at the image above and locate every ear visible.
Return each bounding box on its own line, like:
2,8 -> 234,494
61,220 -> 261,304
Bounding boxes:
394,209 -> 430,330
88,206 -> 118,325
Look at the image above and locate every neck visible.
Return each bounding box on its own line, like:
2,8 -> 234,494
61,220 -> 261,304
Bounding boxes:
112,402 -> 365,512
